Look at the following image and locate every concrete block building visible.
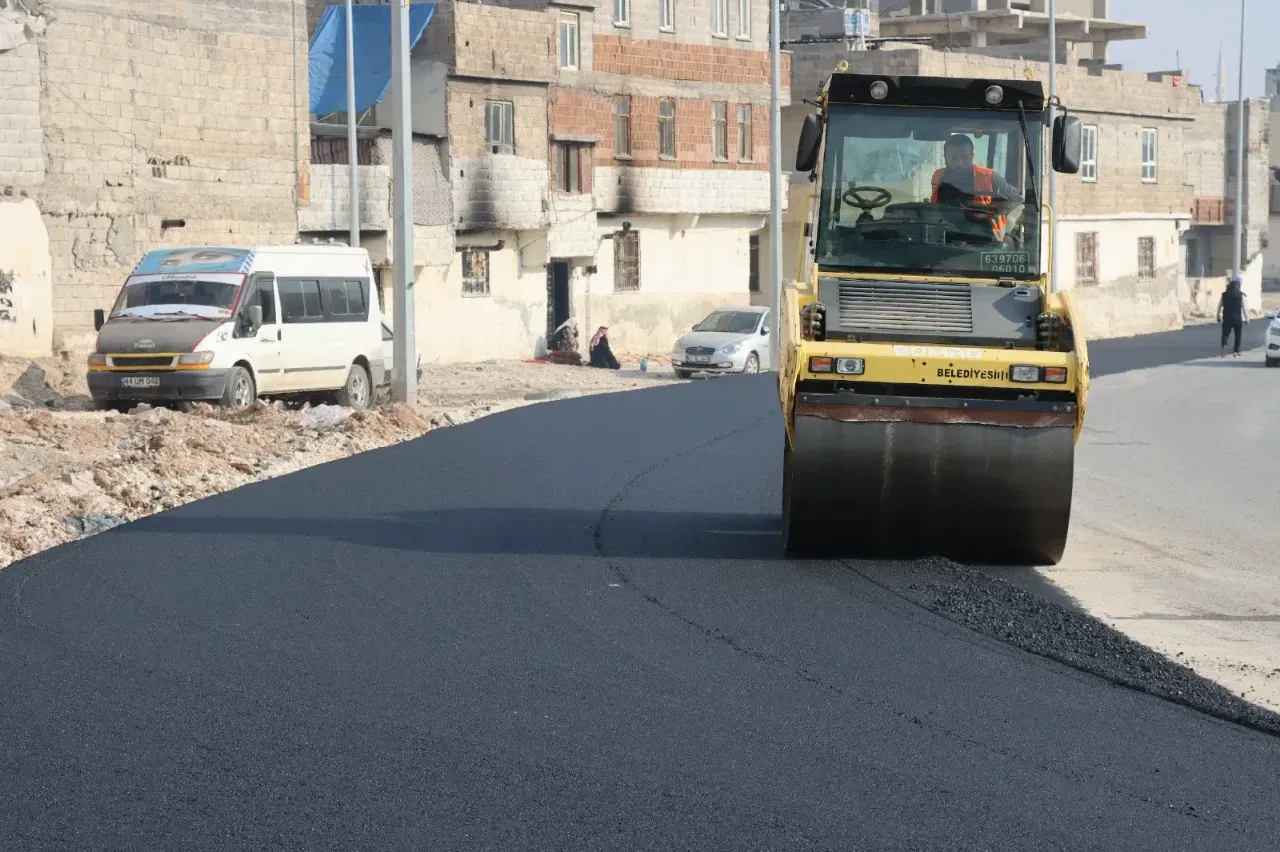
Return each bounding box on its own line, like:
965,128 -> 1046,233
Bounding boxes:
302,0 -> 790,362
0,0 -> 310,356
874,0 -> 1146,63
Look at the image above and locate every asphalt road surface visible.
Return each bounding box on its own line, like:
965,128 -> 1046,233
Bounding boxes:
4,321 -> 1280,851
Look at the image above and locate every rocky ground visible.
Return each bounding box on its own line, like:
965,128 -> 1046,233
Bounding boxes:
0,352 -> 685,569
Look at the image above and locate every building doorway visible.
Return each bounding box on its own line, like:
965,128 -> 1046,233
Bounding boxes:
546,260 -> 571,342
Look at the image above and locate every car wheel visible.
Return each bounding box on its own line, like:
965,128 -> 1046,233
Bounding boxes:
219,365 -> 256,408
1267,356 -> 1278,368
743,353 -> 760,374
336,362 -> 372,410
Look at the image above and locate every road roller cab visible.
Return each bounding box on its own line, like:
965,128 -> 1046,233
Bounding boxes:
779,69 -> 1089,566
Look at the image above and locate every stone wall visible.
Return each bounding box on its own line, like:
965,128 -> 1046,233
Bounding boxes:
448,80 -> 550,231
0,7 -> 44,190
12,0 -> 310,352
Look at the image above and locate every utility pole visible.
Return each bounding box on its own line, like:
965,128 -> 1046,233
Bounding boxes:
390,0 -> 416,405
1047,0 -> 1057,293
768,0 -> 783,371
345,0 -> 359,249
1231,0 -> 1246,282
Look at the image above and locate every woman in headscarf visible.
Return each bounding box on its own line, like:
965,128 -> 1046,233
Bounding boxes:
589,326 -> 620,370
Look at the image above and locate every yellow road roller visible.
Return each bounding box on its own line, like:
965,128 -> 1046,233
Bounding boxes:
779,69 -> 1089,566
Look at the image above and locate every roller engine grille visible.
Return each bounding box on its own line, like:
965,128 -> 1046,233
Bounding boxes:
836,281 -> 974,335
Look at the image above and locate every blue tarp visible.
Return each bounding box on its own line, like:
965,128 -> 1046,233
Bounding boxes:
308,3 -> 436,116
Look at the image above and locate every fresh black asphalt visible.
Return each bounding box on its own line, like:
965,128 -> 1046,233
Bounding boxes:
2,320 -> 1278,850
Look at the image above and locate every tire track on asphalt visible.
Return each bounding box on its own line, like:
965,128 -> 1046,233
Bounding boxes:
588,410 -> 1265,836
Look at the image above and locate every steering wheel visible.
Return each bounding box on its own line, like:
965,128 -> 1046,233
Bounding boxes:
841,184 -> 893,211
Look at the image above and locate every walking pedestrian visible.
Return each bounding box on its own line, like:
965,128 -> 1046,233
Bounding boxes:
1217,276 -> 1249,357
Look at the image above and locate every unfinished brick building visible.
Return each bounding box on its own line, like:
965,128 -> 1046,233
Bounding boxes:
302,0 -> 792,362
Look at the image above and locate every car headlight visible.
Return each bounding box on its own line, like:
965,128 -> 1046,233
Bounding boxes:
87,353 -> 107,368
178,351 -> 215,366
1269,324 -> 1280,336
720,341 -> 743,354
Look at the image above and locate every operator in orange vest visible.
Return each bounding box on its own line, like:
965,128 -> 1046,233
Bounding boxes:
930,134 -> 1022,240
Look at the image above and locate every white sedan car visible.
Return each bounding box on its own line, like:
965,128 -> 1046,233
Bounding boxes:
1266,313 -> 1280,368
671,306 -> 773,378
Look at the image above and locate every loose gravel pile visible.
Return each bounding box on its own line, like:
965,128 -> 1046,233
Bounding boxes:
853,557 -> 1280,738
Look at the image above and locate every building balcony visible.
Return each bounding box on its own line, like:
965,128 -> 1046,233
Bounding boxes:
1192,196 -> 1228,226
300,163 -> 394,233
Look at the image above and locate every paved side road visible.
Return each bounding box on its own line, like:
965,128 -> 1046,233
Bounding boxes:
2,323 -> 1280,850
1049,319 -> 1280,709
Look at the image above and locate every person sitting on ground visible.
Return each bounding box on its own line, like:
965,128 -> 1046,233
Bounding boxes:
589,326 -> 621,370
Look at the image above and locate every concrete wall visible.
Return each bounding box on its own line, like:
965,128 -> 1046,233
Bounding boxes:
409,229 -> 549,363
0,200 -> 54,357
0,10 -> 44,190
577,214 -> 760,357
14,0 -> 310,353
299,164 -> 393,232
1057,216 -> 1184,337
448,79 -> 550,231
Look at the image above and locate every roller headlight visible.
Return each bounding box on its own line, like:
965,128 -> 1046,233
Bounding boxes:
835,358 -> 864,375
1010,365 -> 1041,383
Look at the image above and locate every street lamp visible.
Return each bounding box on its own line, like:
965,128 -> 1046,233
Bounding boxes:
768,0 -> 783,372
345,0 -> 359,249
1047,0 -> 1057,293
1231,0 -> 1246,281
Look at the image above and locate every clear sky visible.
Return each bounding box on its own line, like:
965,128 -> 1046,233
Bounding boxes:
1107,0 -> 1277,100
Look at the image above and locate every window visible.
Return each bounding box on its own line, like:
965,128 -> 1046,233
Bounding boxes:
613,0 -> 629,26
1081,124 -> 1097,182
462,249 -> 490,297
712,102 -> 728,160
1075,232 -> 1098,285
321,279 -> 368,321
485,100 -> 514,155
1140,128 -> 1157,182
553,142 -> 590,193
658,99 -> 675,159
278,277 -> 368,322
711,0 -> 727,35
736,104 -> 752,161
558,12 -> 579,70
659,0 -> 674,31
614,230 -> 639,292
1137,236 -> 1155,280
278,279 -> 325,323
736,0 -> 750,37
748,234 -> 760,293
613,97 -> 631,157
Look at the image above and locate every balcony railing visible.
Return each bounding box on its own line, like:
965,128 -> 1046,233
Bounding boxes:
1192,196 -> 1227,225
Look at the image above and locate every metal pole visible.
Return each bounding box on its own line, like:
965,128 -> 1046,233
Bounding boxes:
345,0 -> 360,248
768,0 -> 783,371
1047,0 -> 1057,293
1231,0 -> 1246,281
391,0 -> 416,405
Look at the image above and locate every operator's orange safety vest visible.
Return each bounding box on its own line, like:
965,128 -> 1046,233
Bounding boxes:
930,165 -> 1008,237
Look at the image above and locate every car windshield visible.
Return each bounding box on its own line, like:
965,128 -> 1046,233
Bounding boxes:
814,103 -> 1044,280
695,310 -> 760,334
110,277 -> 240,320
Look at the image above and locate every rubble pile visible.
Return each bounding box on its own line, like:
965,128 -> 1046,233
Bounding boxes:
0,354 -> 684,568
